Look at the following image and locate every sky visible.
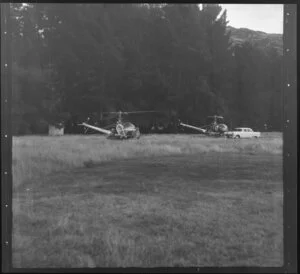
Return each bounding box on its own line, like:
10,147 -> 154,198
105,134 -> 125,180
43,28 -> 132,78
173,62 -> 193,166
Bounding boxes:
219,4 -> 283,34
21,3 -> 283,34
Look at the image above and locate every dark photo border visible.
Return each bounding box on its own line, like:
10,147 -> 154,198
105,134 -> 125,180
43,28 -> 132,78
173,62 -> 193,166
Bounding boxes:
1,1 -> 297,273
1,2 -> 13,273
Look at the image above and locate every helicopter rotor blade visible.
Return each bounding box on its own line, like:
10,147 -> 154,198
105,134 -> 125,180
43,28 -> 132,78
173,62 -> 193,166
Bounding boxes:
208,115 -> 224,119
124,111 -> 163,114
101,110 -> 163,115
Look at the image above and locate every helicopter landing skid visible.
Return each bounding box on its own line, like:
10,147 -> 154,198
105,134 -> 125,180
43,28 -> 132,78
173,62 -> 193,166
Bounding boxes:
206,132 -> 226,137
107,132 -> 140,140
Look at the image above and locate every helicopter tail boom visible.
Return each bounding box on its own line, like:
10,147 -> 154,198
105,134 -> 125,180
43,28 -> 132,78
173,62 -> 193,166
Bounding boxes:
79,123 -> 112,135
179,122 -> 207,133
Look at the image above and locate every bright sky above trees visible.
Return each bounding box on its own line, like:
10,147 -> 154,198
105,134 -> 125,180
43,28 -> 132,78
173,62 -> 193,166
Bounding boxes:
220,4 -> 283,34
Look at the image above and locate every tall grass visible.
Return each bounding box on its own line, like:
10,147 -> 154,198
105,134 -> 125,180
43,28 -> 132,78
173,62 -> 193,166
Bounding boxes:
13,134 -> 282,189
12,133 -> 283,267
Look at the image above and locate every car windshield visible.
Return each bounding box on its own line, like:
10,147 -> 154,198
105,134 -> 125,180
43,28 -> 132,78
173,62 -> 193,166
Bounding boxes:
234,128 -> 242,131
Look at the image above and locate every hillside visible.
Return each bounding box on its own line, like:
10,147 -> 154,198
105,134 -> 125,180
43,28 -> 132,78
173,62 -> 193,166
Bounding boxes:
227,26 -> 283,54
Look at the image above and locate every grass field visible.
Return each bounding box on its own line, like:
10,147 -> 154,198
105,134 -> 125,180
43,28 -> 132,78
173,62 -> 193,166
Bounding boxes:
12,133 -> 283,267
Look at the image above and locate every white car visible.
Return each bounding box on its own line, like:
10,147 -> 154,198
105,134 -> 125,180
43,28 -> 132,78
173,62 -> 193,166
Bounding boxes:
225,127 -> 261,139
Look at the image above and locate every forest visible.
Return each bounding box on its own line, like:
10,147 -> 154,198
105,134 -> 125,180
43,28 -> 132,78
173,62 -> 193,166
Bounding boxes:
10,3 -> 283,134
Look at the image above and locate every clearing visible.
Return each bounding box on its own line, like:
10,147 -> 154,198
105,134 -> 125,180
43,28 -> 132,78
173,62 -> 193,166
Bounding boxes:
12,133 -> 283,267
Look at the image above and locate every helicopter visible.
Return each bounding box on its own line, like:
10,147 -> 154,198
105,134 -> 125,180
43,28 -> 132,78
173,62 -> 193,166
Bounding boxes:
78,110 -> 158,139
179,115 -> 229,137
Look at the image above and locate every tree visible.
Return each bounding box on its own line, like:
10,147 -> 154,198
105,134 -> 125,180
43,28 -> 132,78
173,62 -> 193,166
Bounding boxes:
10,3 -> 283,134
201,5 -> 236,118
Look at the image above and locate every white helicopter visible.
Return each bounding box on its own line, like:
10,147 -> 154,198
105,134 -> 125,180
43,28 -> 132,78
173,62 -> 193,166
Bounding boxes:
78,110 -> 157,139
179,115 -> 229,136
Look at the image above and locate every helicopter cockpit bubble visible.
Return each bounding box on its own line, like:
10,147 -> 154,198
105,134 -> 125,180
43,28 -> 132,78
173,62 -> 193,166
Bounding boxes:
123,122 -> 136,131
217,124 -> 228,133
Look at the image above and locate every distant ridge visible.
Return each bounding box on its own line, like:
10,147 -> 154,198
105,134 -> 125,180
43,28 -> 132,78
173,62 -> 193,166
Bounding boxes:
226,26 -> 283,55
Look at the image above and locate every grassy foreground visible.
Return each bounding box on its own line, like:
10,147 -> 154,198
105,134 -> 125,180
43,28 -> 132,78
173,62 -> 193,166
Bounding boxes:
12,133 -> 283,267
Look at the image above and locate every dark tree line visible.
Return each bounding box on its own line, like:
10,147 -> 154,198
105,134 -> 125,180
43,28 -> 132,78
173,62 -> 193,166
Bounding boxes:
10,3 -> 283,134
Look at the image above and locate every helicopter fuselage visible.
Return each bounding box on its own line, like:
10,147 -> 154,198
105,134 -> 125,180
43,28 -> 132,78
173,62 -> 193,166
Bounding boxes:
79,121 -> 140,139
112,122 -> 140,139
179,116 -> 229,137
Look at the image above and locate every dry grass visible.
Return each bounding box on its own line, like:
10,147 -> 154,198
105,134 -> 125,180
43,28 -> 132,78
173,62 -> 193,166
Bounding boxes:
12,133 -> 283,268
13,133 -> 282,189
